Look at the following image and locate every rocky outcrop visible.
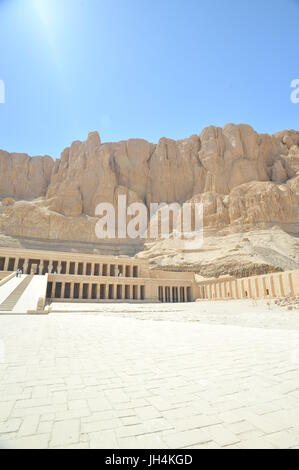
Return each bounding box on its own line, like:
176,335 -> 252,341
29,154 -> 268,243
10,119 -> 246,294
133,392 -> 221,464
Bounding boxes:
0,124 -> 299,277
0,151 -> 54,200
136,227 -> 299,278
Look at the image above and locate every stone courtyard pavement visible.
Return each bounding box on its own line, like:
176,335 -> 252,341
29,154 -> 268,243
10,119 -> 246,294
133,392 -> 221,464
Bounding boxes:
1,301 -> 299,449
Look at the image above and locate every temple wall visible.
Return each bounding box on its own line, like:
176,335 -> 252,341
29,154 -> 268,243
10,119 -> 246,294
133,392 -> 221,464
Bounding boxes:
197,270 -> 299,301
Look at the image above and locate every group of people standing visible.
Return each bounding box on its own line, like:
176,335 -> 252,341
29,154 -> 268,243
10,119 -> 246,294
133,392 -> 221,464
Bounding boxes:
16,268 -> 23,278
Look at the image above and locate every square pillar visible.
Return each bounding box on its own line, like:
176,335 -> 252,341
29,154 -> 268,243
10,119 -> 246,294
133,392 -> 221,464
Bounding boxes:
95,284 -> 99,299
112,284 -> 116,300
66,261 -> 70,275
23,260 -> 29,275
4,258 -> 9,271
127,285 -> 132,300
69,283 -> 74,299
105,284 -> 109,300
87,284 -> 92,299
79,283 -> 83,299
74,262 -> 79,275
57,262 -> 62,274
13,258 -> 19,271
39,261 -> 44,275
51,282 -> 56,299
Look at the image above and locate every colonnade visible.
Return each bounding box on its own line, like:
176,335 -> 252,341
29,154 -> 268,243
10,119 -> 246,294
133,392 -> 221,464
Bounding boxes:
158,285 -> 192,303
0,256 -> 139,278
47,280 -> 146,301
197,271 -> 298,300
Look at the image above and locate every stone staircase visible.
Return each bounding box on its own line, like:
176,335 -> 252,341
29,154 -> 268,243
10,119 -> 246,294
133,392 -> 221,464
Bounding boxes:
0,276 -> 33,312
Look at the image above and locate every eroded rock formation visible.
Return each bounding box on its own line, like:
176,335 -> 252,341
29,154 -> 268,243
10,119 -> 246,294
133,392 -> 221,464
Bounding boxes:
1,124 -> 299,277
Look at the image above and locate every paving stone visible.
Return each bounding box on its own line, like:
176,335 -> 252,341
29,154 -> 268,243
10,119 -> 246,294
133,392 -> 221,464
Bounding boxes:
0,418 -> 21,434
50,419 -> 80,448
163,429 -> 211,448
0,402 -> 14,422
89,430 -> 118,449
135,406 -> 161,420
18,415 -> 39,437
205,424 -> 240,447
10,434 -> 50,449
1,306 -> 299,449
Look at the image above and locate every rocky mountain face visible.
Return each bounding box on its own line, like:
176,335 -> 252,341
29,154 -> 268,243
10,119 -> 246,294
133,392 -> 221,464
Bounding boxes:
1,124 -> 299,277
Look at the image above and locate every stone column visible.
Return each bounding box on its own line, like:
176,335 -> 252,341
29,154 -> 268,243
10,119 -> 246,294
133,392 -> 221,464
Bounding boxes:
219,282 -> 222,299
125,285 -> 130,300
87,284 -> 92,300
61,283 -> 66,299
255,278 -> 260,298
95,284 -> 99,299
39,261 -> 44,275
185,286 -> 188,302
4,258 -> 9,271
112,284 -> 116,300
79,283 -> 83,299
13,258 -> 18,271
66,261 -> 70,275
70,283 -> 75,299
99,264 -> 103,276
48,263 -> 53,274
270,276 -> 276,298
74,262 -> 79,275
51,283 -> 56,299
105,284 -> 109,300
262,277 -> 267,297
248,279 -> 253,299
234,280 -> 239,299
23,260 -> 29,275
57,262 -> 62,275
229,281 -> 233,299
279,274 -> 285,298
241,280 -> 245,298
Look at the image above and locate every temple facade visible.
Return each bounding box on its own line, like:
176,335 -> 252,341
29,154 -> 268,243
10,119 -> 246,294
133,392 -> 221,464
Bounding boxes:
0,247 -> 197,304
0,247 -> 298,312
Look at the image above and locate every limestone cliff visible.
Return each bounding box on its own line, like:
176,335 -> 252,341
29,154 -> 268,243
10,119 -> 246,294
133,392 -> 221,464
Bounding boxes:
0,124 -> 299,277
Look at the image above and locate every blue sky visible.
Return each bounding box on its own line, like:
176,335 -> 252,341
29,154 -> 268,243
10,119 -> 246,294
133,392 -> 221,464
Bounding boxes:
0,0 -> 298,158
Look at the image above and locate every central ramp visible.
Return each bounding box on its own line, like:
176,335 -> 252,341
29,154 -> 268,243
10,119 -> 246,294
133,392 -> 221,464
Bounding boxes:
13,275 -> 48,313
0,275 -> 33,312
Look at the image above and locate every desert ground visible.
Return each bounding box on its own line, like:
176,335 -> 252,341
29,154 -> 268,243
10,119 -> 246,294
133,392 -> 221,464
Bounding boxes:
0,300 -> 299,449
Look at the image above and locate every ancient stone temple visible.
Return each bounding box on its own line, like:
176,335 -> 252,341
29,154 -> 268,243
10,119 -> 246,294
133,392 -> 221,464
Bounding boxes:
0,247 -> 197,312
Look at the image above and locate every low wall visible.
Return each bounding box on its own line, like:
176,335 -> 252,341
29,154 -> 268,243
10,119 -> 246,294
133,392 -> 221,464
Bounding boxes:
0,272 -> 16,287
